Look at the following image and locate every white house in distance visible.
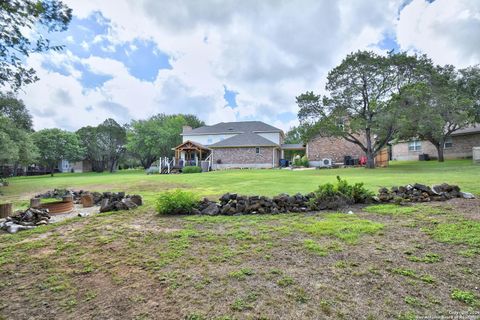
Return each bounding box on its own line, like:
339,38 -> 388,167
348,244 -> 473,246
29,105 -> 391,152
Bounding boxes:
174,121 -> 305,170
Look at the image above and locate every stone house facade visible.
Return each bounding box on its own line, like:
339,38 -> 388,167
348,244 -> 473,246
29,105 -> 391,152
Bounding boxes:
306,135 -> 365,165
211,146 -> 279,170
175,121 -> 302,170
391,128 -> 480,160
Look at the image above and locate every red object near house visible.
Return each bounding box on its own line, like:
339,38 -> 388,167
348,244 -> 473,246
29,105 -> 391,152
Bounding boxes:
359,156 -> 367,165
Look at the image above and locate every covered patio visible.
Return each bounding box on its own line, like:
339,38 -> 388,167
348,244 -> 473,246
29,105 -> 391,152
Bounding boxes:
173,140 -> 211,167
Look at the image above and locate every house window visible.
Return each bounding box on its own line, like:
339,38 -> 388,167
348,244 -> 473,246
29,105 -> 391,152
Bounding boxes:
408,140 -> 421,151
444,137 -> 453,148
255,147 -> 260,154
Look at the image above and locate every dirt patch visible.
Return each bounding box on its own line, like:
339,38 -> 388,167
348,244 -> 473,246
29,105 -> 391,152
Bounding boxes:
1,200 -> 479,319
429,198 -> 480,220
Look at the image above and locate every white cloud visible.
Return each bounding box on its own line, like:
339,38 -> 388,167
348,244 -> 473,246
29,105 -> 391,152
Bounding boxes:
397,0 -> 480,67
21,0 -> 479,133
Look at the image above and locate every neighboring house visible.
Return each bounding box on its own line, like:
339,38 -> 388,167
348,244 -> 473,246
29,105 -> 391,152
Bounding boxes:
57,160 -> 92,173
391,126 -> 480,160
175,121 -> 305,170
306,135 -> 365,165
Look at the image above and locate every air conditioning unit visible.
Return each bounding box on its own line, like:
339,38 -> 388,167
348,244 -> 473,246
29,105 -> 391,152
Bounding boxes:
319,158 -> 333,168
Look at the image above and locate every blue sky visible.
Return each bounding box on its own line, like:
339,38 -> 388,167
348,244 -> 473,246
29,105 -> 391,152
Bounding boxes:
20,0 -> 480,131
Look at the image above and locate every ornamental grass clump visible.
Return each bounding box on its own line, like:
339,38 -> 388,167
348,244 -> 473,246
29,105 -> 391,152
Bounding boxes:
155,189 -> 199,215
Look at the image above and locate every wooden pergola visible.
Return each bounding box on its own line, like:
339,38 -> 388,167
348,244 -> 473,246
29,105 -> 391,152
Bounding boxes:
173,140 -> 211,165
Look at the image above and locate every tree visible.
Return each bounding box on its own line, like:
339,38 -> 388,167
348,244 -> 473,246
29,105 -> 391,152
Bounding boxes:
297,51 -> 430,168
458,65 -> 480,122
0,117 -> 19,165
0,0 -> 72,91
76,126 -> 106,172
32,128 -> 84,176
0,94 -> 37,174
284,126 -> 304,144
96,118 -> 127,173
396,65 -> 477,162
127,114 -> 205,169
0,115 -> 38,172
0,93 -> 33,130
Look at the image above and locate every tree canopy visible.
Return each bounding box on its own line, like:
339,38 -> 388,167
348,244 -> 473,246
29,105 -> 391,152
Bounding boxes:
76,119 -> 126,173
32,128 -> 84,176
284,126 -> 305,144
0,0 -> 72,90
395,64 -> 478,161
0,95 -> 37,173
127,114 -> 205,169
0,93 -> 33,130
297,50 -> 431,168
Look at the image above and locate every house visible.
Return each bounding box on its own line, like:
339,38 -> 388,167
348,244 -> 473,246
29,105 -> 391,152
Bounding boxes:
306,135 -> 365,166
174,121 -> 305,170
391,126 -> 480,160
57,160 -> 92,173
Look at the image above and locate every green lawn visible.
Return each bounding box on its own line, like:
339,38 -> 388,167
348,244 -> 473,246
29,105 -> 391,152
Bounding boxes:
2,160 -> 479,207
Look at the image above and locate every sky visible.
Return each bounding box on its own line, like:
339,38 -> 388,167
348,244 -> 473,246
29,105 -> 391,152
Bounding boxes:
19,0 -> 480,132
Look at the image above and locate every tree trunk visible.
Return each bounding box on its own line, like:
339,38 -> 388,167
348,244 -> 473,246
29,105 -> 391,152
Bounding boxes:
110,159 -> 116,173
50,163 -> 55,177
365,128 -> 375,169
366,152 -> 375,169
436,145 -> 445,162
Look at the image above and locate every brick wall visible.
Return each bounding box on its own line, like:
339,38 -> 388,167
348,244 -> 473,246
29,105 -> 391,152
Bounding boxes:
211,147 -> 278,169
392,133 -> 480,160
306,136 -> 365,164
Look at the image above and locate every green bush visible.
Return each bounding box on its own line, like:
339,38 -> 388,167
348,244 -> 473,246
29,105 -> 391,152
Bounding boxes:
293,155 -> 309,167
300,155 -> 309,167
309,176 -> 373,209
182,166 -> 202,174
155,189 -> 199,215
336,176 -> 374,203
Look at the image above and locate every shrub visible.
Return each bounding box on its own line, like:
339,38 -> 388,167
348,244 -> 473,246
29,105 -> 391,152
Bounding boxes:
309,176 -> 373,209
145,166 -> 159,175
293,154 -> 309,167
155,189 -> 199,215
182,166 -> 202,174
300,155 -> 309,167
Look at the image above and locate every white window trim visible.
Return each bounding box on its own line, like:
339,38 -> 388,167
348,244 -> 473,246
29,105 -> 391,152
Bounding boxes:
408,140 -> 422,152
444,137 -> 453,149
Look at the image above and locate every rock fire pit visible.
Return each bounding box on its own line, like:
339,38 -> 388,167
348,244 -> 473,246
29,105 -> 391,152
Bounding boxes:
0,190 -> 144,234
39,200 -> 74,214
34,189 -> 143,213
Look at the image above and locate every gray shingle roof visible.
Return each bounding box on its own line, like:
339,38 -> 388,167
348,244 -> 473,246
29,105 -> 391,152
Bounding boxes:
209,133 -> 279,148
182,121 -> 282,135
452,125 -> 480,136
281,143 -> 306,150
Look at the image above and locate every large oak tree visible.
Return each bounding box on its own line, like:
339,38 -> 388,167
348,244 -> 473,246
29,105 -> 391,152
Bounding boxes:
297,51 -> 430,168
395,65 -> 479,162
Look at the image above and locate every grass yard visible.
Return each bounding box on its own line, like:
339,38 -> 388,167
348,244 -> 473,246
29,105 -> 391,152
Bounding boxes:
0,160 -> 479,319
1,160 -> 479,207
